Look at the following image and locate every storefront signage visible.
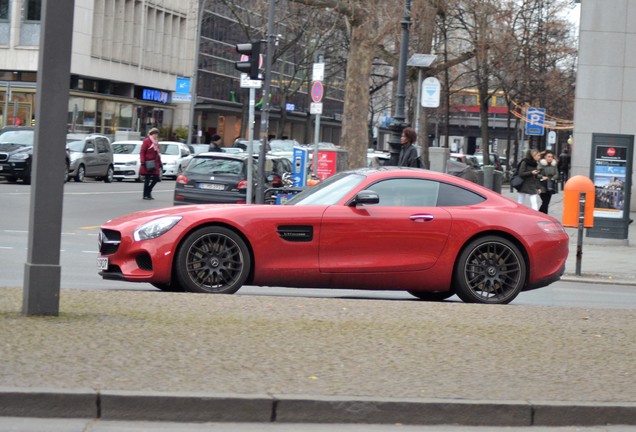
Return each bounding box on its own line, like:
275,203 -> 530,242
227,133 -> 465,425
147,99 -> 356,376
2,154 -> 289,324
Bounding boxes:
140,88 -> 169,104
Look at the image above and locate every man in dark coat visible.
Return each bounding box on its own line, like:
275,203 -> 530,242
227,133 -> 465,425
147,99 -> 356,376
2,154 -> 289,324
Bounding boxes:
209,134 -> 223,152
397,127 -> 420,167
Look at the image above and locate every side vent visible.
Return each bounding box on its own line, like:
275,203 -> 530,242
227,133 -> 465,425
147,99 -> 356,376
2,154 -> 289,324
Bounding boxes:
277,225 -> 313,242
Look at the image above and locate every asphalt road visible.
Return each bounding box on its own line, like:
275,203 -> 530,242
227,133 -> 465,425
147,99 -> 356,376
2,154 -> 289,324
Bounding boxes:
1,178 -> 635,309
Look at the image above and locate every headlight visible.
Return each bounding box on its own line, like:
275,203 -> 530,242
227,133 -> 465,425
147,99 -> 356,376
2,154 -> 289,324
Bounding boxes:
125,161 -> 137,166
165,161 -> 176,167
538,221 -> 566,234
8,153 -> 30,161
133,216 -> 182,241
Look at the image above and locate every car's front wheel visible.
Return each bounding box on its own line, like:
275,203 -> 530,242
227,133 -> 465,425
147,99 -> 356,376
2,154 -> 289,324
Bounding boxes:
454,236 -> 526,304
74,165 -> 85,182
104,165 -> 114,183
175,226 -> 251,294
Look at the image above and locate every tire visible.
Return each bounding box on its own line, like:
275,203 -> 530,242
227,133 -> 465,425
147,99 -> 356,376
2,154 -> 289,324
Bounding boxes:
453,236 -> 526,305
151,282 -> 184,292
74,165 -> 85,182
104,165 -> 114,183
175,226 -> 251,294
408,290 -> 455,301
6,176 -> 18,183
64,162 -> 69,183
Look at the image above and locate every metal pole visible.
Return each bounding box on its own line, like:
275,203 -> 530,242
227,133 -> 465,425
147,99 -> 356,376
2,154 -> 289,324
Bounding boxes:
23,0 -> 75,316
415,69 -> 422,135
388,0 -> 412,165
575,192 -> 585,276
255,0 -> 276,204
187,0 -> 204,145
312,114 -> 320,177
246,87 -> 255,204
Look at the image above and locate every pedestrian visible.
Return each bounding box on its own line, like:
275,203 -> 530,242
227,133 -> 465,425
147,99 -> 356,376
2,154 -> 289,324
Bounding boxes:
538,150 -> 560,214
516,149 -> 542,211
208,134 -> 223,152
558,147 -> 571,183
397,127 -> 420,167
140,128 -> 162,200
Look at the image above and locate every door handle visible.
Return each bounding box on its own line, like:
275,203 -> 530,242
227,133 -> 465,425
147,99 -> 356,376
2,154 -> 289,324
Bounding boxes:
409,214 -> 434,222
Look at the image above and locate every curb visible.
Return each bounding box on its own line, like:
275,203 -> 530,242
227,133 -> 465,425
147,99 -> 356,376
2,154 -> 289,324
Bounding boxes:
1,388 -> 636,426
561,274 -> 636,286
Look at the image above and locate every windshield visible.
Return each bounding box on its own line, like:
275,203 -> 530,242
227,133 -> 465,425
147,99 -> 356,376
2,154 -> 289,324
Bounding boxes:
285,172 -> 366,206
112,143 -> 141,154
159,144 -> 179,155
66,140 -> 86,152
0,130 -> 34,145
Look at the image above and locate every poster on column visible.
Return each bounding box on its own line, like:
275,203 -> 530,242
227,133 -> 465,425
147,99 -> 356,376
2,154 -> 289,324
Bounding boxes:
592,145 -> 627,219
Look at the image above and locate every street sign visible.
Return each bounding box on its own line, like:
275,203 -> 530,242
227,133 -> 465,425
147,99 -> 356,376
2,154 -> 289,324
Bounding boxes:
310,102 -> 323,114
311,81 -> 324,103
240,73 -> 262,88
172,93 -> 192,103
525,107 -> 545,136
420,77 -> 441,108
312,63 -> 325,82
175,76 -> 191,94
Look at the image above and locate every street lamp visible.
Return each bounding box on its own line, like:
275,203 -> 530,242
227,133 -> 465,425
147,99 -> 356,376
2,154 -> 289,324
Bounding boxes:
388,0 -> 412,166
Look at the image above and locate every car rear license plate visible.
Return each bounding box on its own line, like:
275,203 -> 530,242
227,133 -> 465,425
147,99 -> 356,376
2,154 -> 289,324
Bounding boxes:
199,183 -> 224,190
96,257 -> 109,270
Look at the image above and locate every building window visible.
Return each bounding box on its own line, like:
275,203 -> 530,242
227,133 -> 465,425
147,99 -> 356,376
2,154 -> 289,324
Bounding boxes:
25,0 -> 41,21
0,0 -> 9,20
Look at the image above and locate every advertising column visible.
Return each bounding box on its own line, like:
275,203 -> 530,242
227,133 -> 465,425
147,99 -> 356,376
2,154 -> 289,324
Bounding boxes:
587,133 -> 633,241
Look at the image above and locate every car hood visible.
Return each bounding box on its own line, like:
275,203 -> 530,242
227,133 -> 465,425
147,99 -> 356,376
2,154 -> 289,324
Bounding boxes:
0,143 -> 32,154
160,155 -> 180,163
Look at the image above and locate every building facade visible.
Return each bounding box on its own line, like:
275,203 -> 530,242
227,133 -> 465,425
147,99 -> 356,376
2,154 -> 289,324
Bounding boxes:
573,0 -> 636,212
0,0 -> 197,140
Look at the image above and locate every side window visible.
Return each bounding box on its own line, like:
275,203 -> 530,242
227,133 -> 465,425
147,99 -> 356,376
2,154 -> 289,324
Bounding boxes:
96,139 -> 108,153
437,182 -> 486,206
366,178 -> 439,207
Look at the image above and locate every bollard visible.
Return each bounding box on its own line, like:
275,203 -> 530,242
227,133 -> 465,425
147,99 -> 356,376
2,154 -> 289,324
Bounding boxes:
562,176 -> 596,276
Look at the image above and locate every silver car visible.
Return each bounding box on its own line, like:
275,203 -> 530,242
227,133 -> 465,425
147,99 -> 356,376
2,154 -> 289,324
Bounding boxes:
67,134 -> 114,182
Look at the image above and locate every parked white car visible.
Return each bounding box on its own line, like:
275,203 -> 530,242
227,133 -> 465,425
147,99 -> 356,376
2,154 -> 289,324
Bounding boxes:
159,141 -> 193,178
112,140 -> 143,182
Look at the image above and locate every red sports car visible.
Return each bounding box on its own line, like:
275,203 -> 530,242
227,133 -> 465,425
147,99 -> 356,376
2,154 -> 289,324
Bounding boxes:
97,167 -> 569,304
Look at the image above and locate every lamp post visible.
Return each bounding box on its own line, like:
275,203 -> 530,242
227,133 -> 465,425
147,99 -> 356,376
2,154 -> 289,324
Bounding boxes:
388,0 -> 412,166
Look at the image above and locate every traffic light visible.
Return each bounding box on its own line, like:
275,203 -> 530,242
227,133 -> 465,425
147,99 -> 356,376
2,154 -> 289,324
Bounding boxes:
235,41 -> 261,80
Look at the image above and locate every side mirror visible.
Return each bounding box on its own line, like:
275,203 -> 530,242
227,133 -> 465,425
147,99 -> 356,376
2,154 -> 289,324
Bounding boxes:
350,190 -> 379,206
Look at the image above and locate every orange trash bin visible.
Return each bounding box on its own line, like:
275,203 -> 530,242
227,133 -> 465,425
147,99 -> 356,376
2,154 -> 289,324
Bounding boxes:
562,175 -> 595,228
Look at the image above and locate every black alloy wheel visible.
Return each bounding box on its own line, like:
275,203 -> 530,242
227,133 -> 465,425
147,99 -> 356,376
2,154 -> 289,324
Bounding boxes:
454,236 -> 526,304
175,226 -> 250,294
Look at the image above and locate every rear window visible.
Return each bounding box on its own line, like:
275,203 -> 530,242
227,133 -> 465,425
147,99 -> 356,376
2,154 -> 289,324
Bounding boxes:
186,157 -> 245,176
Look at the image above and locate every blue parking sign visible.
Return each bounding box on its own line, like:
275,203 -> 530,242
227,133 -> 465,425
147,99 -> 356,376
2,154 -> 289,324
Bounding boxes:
525,107 -> 545,136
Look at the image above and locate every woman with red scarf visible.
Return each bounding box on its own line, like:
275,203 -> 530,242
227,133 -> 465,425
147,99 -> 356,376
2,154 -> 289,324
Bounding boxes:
140,128 -> 162,200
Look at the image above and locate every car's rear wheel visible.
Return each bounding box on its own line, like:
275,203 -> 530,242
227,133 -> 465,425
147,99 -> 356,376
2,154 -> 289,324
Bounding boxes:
454,236 -> 526,304
408,290 -> 455,301
104,165 -> 114,183
74,165 -> 85,182
175,226 -> 250,294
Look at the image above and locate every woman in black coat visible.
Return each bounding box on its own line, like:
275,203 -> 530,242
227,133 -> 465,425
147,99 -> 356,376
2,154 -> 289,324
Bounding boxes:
397,127 -> 420,167
140,128 -> 163,200
516,149 -> 541,211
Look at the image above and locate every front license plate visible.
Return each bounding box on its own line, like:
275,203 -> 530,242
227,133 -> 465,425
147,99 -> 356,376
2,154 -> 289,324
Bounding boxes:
96,257 -> 109,270
199,183 -> 224,190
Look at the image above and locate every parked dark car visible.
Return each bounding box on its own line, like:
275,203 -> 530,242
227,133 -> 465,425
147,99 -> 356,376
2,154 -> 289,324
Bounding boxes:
173,153 -> 291,205
0,126 -> 70,184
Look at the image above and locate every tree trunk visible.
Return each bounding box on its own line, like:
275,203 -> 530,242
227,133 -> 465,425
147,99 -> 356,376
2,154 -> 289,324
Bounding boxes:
341,25 -> 375,169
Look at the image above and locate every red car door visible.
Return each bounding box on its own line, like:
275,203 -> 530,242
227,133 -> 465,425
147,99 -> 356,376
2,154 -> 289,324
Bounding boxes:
318,204 -> 452,273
